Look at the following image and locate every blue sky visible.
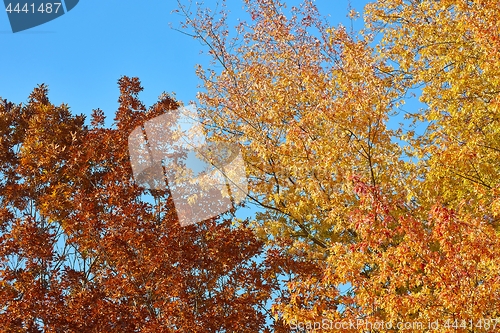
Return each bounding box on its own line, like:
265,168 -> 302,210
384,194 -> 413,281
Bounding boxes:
0,0 -> 369,126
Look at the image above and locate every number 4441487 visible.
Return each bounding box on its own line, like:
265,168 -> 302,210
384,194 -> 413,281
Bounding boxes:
5,3 -> 62,14
443,318 -> 499,330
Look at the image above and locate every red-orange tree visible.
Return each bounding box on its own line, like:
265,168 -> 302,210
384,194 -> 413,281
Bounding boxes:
0,77 -> 297,332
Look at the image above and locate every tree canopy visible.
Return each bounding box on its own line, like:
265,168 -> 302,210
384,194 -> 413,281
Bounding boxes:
179,0 -> 500,330
1,0 -> 499,332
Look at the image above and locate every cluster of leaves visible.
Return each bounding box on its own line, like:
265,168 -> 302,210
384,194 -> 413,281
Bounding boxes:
0,78 -> 301,332
1,0 -> 499,331
178,0 -> 500,331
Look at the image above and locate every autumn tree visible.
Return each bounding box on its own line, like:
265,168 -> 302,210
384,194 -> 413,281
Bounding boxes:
361,0 -> 500,328
0,77 -> 286,332
179,0 -> 500,331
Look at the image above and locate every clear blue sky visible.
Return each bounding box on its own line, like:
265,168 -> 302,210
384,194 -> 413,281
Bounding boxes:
0,0 -> 369,126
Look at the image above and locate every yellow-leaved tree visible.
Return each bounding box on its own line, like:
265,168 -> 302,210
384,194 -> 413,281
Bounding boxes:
180,0 -> 500,331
